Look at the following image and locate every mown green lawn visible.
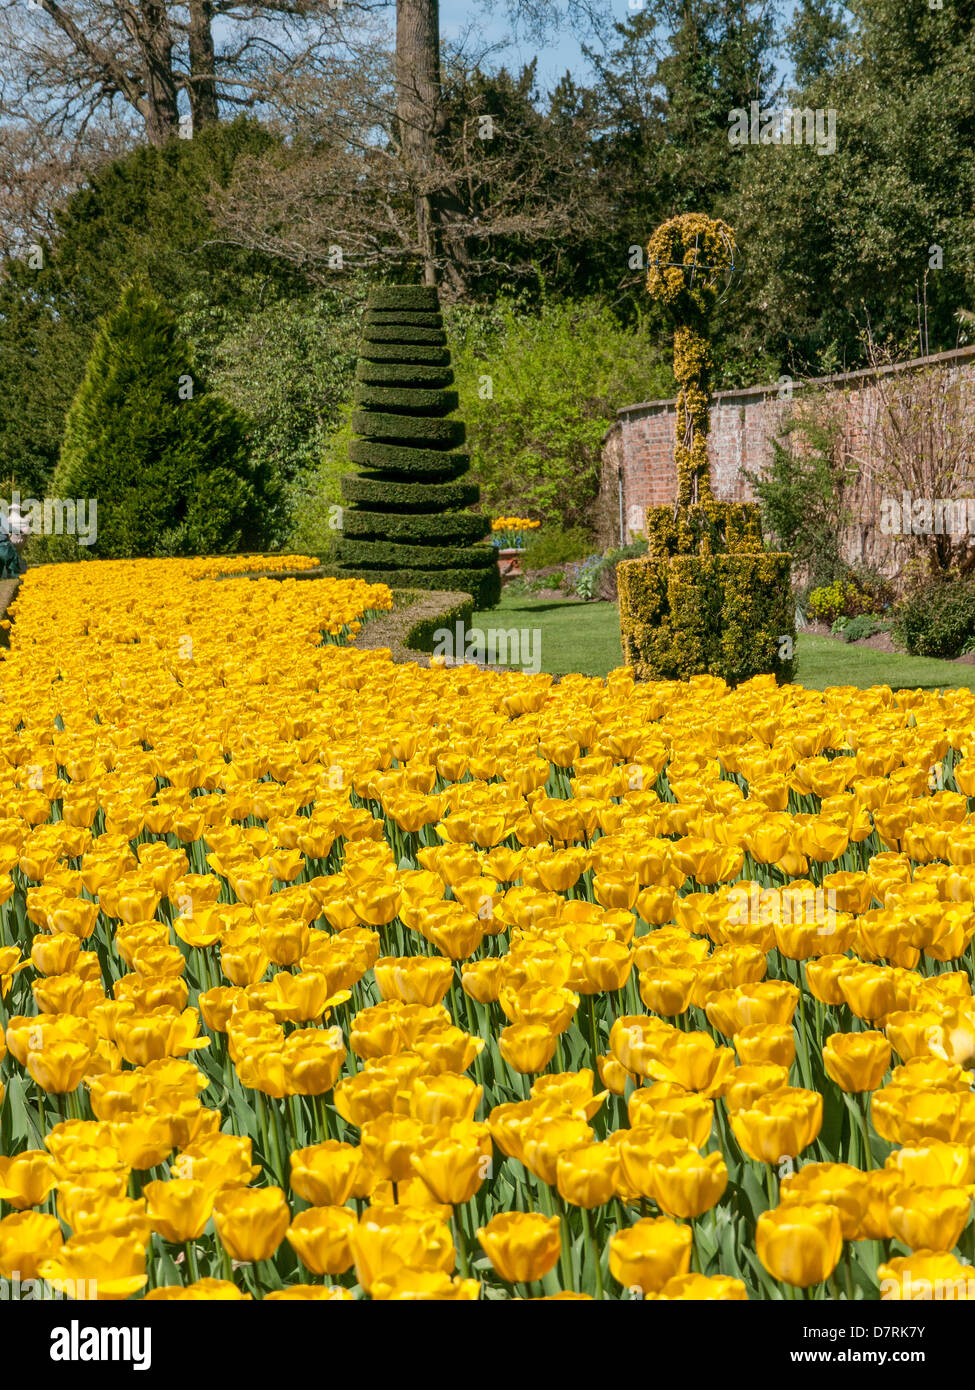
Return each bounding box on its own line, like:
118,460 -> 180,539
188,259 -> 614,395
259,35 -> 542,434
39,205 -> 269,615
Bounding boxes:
471,594 -> 975,690
472,594 -> 623,678
793,634 -> 975,692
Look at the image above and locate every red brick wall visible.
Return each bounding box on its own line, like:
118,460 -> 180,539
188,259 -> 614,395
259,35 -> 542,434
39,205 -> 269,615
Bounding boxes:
598,345 -> 975,573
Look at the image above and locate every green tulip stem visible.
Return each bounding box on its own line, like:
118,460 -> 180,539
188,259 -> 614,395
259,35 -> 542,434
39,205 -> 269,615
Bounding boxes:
184,1240 -> 200,1284
463,989 -> 485,1088
587,993 -> 599,1066
34,1090 -> 46,1146
556,1194 -> 575,1293
269,1096 -> 288,1187
453,1210 -> 471,1278
581,1206 -> 603,1300
858,1094 -> 873,1169
316,1094 -> 331,1142
255,1090 -> 273,1177
796,969 -> 813,1088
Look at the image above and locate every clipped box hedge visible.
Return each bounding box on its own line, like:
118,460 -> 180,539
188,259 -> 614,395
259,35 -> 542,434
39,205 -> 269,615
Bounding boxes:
644,501 -> 766,558
362,310 -> 445,328
352,384 -> 460,416
338,538 -> 498,569
361,324 -> 447,346
618,550 -> 794,684
350,410 -> 465,447
334,562 -> 500,608
365,286 -> 440,312
347,440 -> 469,477
355,361 -> 455,387
340,475 -> 479,510
359,342 -> 452,365
342,507 -> 487,545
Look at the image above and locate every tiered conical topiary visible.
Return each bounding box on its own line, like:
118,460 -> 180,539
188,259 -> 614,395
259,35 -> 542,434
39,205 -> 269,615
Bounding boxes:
335,284 -> 500,608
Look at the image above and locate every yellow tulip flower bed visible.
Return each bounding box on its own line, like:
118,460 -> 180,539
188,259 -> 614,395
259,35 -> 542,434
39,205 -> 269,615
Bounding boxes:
2,556 -> 975,1303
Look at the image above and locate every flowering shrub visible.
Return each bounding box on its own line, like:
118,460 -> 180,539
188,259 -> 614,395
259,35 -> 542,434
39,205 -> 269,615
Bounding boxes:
1,557 -> 975,1301
808,582 -> 862,625
808,572 -> 895,626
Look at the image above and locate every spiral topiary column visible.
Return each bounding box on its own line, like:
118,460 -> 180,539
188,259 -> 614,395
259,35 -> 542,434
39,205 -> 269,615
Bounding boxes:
335,284 -> 500,608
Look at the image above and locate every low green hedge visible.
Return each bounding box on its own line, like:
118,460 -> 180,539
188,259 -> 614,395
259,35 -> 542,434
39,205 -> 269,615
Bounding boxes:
348,587 -> 476,660
335,564 -> 500,609
406,593 -> 477,650
340,475 -> 479,510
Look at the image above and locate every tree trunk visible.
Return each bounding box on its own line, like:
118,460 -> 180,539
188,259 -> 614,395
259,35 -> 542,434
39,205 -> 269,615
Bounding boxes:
395,0 -> 440,285
188,0 -> 220,130
141,1 -> 181,144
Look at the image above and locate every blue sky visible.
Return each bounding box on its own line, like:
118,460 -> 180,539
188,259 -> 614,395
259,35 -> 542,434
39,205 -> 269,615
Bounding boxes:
439,0 -> 800,95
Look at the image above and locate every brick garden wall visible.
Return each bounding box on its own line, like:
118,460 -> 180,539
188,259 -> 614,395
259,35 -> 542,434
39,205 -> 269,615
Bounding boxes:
597,345 -> 975,575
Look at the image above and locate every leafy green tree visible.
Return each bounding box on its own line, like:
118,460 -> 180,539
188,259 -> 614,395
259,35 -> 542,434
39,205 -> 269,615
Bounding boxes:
37,279 -> 274,560
448,296 -> 673,531
785,0 -> 851,87
0,119 -> 302,499
182,282 -> 361,500
732,0 -> 975,373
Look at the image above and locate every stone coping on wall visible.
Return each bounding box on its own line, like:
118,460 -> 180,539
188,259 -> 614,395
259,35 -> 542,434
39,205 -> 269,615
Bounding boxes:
607,343 -> 975,434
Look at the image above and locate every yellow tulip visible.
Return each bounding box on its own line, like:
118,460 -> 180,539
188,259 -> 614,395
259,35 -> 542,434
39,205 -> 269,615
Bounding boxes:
289,1142 -> 362,1207
822,1030 -> 891,1092
286,1205 -> 357,1275
143,1179 -> 215,1243
409,1120 -> 492,1205
889,1186 -> 971,1251
498,1023 -> 559,1074
877,1250 -> 975,1300
213,1186 -> 290,1263
755,1203 -> 843,1288
0,1151 -> 58,1209
0,1210 -> 63,1279
656,1272 -> 748,1300
40,1233 -> 148,1300
555,1143 -> 619,1208
729,1087 -> 823,1163
349,1206 -> 454,1294
477,1211 -> 561,1283
608,1216 -> 692,1294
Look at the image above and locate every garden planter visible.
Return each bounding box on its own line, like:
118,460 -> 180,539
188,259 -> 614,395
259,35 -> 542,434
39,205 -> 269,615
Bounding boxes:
496,547 -> 524,580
